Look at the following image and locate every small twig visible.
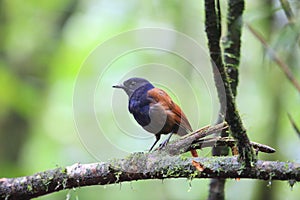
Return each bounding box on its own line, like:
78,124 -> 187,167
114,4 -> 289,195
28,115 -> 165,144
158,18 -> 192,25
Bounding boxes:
186,123 -> 228,140
161,122 -> 228,156
279,0 -> 295,23
246,23 -> 300,93
157,123 -> 275,156
248,140 -> 276,154
288,113 -> 300,139
189,137 -> 276,154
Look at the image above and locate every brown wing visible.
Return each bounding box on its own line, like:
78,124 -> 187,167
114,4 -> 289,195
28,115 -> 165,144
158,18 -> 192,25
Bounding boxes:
147,88 -> 192,135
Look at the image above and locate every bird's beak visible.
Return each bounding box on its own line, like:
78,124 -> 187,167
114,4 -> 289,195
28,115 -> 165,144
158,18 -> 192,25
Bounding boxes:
112,84 -> 124,89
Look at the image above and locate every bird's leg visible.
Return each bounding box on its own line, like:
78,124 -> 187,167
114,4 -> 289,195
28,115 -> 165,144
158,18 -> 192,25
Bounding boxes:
158,132 -> 174,149
149,134 -> 161,152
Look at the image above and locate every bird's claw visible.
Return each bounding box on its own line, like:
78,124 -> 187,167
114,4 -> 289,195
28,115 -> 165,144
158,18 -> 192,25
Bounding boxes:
158,139 -> 169,150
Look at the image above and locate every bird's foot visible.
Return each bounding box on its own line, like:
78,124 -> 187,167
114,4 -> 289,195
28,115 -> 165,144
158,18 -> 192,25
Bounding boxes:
158,139 -> 169,150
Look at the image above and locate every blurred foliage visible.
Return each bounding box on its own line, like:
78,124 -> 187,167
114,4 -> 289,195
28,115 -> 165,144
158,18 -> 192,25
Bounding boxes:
0,0 -> 300,199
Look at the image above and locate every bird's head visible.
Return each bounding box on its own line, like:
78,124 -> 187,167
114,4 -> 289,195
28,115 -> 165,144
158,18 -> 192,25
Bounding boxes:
113,77 -> 152,97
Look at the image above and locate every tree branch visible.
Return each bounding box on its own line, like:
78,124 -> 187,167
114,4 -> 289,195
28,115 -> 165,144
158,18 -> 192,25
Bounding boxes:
223,0 -> 244,96
279,0 -> 295,23
246,23 -> 300,93
210,0 -> 245,198
0,123 -> 276,199
204,0 -> 255,165
1,155 -> 299,199
190,137 -> 275,154
160,122 -> 274,155
288,113 -> 300,139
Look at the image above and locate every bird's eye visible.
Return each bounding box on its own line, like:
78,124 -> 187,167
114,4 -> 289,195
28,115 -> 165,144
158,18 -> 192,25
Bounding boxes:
130,81 -> 136,86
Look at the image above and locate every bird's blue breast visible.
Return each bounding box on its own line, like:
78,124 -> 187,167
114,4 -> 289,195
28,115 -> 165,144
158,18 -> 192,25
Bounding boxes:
129,83 -> 154,126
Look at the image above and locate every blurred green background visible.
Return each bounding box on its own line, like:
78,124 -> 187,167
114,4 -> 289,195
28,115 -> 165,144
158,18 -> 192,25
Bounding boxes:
1,0 -> 300,199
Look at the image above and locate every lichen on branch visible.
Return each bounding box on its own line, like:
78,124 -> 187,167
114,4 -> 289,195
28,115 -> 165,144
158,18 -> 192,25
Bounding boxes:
1,154 -> 299,200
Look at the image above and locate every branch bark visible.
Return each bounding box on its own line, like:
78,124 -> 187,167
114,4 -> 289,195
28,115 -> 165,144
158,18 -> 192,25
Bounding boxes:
204,0 -> 255,166
0,123 -> 277,199
223,0 -> 244,96
209,0 -> 246,198
1,155 -> 299,200
207,0 -> 245,198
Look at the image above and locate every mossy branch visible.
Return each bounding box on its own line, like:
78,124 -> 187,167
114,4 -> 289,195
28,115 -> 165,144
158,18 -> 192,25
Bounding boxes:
209,0 -> 245,198
223,0 -> 244,96
204,0 -> 255,165
0,123 -> 277,199
1,154 -> 299,200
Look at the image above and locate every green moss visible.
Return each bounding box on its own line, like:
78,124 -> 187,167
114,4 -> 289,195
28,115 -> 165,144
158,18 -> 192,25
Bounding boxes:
27,184 -> 33,192
43,179 -> 52,192
179,155 -> 188,161
283,163 -> 290,172
60,167 -> 67,174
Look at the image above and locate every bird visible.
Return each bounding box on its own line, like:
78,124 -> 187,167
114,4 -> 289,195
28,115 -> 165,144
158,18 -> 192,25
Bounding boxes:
113,77 -> 198,157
